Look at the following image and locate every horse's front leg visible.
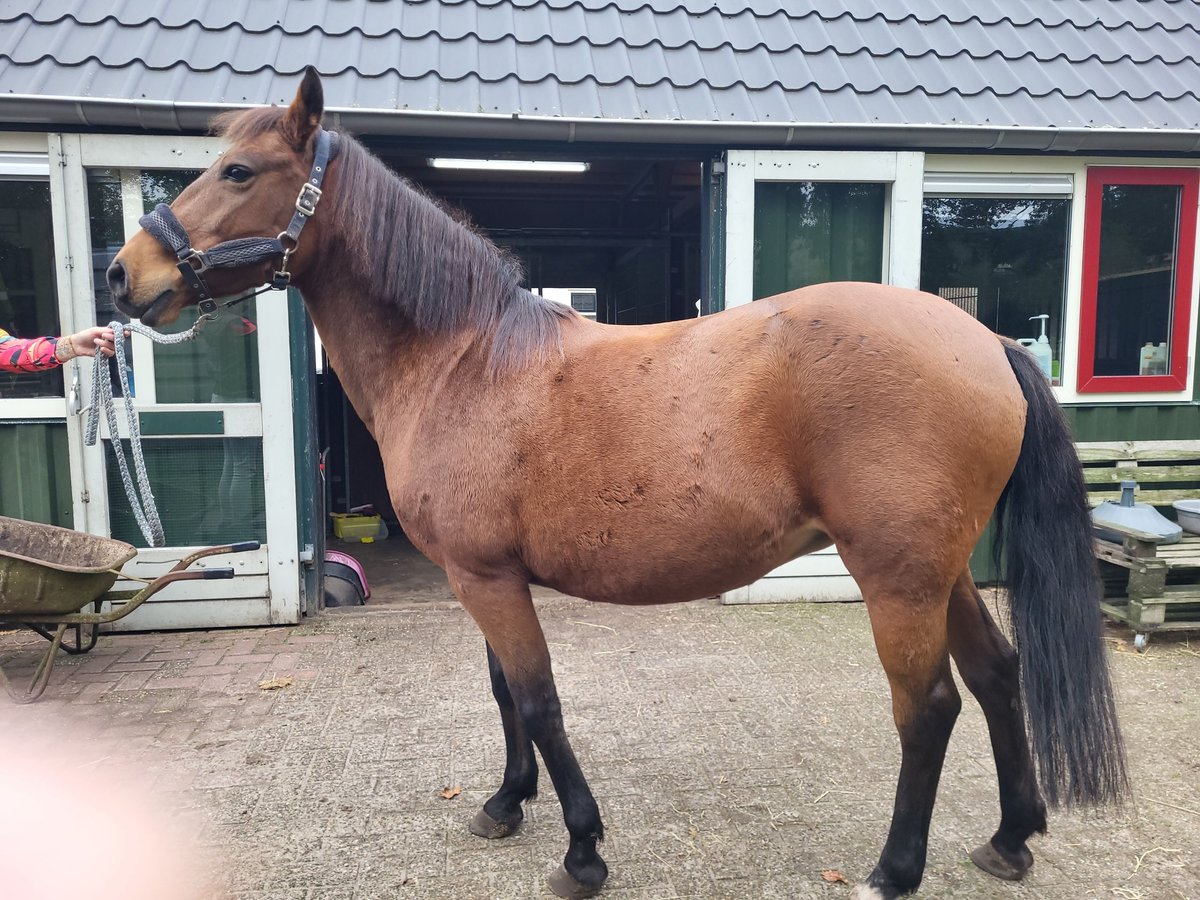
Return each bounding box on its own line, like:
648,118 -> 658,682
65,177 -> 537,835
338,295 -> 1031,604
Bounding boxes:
470,641 -> 540,838
451,570 -> 608,899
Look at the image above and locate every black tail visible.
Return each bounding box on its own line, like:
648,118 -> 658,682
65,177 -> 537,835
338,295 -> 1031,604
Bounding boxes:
994,341 -> 1129,808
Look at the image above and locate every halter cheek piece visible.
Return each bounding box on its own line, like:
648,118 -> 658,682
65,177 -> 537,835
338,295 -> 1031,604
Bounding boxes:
138,128 -> 340,319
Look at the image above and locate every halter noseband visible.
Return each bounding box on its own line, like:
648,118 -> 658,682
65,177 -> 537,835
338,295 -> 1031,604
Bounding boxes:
138,128 -> 340,318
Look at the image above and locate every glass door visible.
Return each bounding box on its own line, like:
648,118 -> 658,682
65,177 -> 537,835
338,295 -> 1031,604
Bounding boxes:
721,150 -> 924,603
0,144 -> 77,528
66,134 -> 302,628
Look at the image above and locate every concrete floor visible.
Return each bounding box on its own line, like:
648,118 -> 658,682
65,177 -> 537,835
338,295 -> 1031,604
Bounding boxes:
1,545 -> 1198,900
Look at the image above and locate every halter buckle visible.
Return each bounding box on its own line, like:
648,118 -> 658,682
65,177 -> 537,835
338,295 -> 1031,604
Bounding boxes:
295,183 -> 322,217
179,248 -> 211,273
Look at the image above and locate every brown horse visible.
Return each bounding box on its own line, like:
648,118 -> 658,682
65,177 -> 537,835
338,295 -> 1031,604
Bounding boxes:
108,71 -> 1127,900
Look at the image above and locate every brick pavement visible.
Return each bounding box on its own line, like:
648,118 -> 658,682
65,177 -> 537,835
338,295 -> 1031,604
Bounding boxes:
1,596 -> 1197,899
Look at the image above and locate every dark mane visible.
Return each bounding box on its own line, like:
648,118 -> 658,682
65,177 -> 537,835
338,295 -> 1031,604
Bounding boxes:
214,108 -> 575,375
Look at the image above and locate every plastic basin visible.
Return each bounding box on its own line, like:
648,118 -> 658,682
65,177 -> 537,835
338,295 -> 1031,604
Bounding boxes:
1173,499 -> 1200,535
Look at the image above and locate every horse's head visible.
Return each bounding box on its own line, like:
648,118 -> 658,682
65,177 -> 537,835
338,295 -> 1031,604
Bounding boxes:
109,69 -> 329,325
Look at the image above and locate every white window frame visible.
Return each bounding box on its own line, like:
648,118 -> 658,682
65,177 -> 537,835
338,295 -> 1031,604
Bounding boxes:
724,149 -> 926,311
924,155 -> 1200,405
0,138 -> 72,421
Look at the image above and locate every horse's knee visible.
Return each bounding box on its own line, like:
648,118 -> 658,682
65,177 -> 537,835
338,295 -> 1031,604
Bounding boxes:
564,796 -> 604,842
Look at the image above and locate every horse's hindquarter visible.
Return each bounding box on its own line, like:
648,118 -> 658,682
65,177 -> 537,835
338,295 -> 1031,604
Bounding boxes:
756,283 -> 1027,581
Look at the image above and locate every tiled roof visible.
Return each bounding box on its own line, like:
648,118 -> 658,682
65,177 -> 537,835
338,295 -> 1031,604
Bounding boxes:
1,0 -> 1198,150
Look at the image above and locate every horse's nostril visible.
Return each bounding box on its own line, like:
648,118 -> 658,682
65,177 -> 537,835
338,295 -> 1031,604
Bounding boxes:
106,260 -> 127,297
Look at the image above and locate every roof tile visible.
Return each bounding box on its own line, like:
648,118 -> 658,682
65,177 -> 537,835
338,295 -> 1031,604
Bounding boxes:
0,0 -> 1196,140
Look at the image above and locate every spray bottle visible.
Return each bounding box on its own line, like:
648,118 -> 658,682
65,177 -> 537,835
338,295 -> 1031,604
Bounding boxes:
1018,314 -> 1053,379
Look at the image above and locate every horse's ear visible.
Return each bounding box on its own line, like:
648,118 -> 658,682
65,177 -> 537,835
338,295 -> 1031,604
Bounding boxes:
281,67 -> 324,150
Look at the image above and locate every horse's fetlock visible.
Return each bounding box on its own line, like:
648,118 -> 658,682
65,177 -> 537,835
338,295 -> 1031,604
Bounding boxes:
563,803 -> 603,841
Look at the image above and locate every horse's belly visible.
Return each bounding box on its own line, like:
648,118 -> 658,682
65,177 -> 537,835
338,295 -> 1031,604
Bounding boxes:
535,519 -> 832,605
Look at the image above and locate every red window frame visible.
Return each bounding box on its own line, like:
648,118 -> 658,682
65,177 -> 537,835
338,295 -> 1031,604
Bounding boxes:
1077,167 -> 1199,393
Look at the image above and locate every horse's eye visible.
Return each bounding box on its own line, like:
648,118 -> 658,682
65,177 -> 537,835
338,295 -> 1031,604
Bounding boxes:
222,165 -> 253,183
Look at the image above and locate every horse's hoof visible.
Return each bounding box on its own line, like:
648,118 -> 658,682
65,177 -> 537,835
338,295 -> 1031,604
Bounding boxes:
970,841 -> 1034,881
469,808 -> 522,839
548,863 -> 604,899
848,886 -> 889,900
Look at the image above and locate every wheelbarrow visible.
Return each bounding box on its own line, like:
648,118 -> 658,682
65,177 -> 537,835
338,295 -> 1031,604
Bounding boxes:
0,515 -> 259,703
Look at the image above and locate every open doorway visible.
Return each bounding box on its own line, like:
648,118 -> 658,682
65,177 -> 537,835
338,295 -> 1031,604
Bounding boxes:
316,143 -> 707,604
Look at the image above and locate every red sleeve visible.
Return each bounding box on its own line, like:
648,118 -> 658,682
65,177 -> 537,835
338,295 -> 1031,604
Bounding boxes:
0,329 -> 62,373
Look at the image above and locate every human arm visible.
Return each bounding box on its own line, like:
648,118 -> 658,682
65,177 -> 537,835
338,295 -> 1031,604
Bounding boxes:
0,325 -> 116,374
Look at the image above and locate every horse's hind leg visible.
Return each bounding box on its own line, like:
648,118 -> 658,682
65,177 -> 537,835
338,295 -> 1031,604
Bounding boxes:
849,575 -> 962,900
451,570 -> 607,899
947,569 -> 1047,880
469,641 -> 540,839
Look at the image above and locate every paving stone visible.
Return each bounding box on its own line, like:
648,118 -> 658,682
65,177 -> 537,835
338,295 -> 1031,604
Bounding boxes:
2,599 -> 1198,898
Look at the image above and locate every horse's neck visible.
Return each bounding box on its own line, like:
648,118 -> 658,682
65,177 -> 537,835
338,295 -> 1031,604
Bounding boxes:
301,285 -> 480,439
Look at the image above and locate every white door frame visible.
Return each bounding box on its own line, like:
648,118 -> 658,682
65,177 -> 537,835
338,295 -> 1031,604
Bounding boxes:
0,136 -> 88,530
52,132 -> 303,627
721,149 -> 924,603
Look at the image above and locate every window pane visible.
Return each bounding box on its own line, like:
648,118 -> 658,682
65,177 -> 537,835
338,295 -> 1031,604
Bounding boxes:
753,182 -> 885,299
106,437 -> 266,547
0,422 -> 72,526
87,170 -> 134,397
138,170 -> 262,403
153,301 -> 262,403
920,197 -> 1070,383
0,180 -> 63,399
1093,184 -> 1181,377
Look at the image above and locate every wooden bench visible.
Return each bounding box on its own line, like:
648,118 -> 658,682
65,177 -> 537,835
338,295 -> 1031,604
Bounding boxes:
1079,440 -> 1200,650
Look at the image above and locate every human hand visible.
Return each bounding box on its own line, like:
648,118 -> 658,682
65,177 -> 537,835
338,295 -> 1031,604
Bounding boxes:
67,325 -> 117,358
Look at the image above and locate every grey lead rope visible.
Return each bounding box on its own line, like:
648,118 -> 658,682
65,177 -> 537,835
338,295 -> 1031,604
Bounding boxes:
84,319 -> 203,547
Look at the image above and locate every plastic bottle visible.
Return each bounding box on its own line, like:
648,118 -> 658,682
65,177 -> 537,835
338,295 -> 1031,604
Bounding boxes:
1139,342 -> 1170,375
1139,342 -> 1157,375
1023,314 -> 1053,378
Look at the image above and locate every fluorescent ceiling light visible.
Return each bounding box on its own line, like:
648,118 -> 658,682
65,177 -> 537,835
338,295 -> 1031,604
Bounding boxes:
427,157 -> 589,173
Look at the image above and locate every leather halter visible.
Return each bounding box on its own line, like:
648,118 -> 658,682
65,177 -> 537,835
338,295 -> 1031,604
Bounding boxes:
138,128 -> 339,318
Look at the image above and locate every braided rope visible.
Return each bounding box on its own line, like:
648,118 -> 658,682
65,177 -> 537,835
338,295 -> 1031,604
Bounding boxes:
85,320 -> 202,547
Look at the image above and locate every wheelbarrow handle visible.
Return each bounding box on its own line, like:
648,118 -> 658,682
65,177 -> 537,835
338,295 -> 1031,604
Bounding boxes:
168,540 -> 261,573
202,567 -> 235,580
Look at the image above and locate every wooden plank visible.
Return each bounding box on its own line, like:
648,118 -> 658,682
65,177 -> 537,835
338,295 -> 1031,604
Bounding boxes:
1077,440 -> 1200,462
1083,464 -> 1200,484
1156,535 -> 1200,551
1161,585 -> 1200,602
1089,488 -> 1200,505
1156,547 -> 1200,564
1094,541 -> 1150,568
1099,600 -> 1130,623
